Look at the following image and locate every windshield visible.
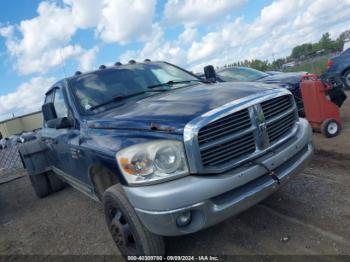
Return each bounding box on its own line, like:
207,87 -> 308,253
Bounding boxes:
70,62 -> 199,112
217,67 -> 269,82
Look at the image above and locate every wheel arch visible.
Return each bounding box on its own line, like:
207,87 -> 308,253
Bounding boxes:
341,66 -> 350,76
89,165 -> 120,200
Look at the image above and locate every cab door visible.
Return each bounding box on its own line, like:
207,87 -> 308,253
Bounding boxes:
42,86 -> 92,190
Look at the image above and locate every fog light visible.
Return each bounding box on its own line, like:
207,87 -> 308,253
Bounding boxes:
176,211 -> 192,227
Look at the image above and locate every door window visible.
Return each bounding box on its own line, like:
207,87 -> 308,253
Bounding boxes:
53,88 -> 68,118
45,91 -> 54,104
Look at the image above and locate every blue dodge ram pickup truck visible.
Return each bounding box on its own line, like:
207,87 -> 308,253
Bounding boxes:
19,61 -> 314,256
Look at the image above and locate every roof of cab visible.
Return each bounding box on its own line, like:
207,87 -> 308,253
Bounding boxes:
45,60 -> 161,95
66,60 -> 158,81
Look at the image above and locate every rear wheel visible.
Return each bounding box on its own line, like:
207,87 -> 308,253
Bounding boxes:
29,173 -> 51,198
103,185 -> 165,256
321,118 -> 341,138
342,69 -> 350,90
47,171 -> 66,193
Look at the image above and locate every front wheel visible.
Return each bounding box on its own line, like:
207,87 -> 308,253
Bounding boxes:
103,185 -> 165,256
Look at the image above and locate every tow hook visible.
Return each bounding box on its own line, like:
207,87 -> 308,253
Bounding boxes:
253,161 -> 280,185
268,170 -> 280,185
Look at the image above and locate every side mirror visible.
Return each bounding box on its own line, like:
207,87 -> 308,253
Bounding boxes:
204,65 -> 216,82
47,117 -> 74,129
42,102 -> 57,122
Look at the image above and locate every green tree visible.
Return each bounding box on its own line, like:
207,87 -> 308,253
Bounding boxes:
271,58 -> 286,70
319,32 -> 333,50
338,29 -> 350,42
291,43 -> 315,59
249,59 -> 269,71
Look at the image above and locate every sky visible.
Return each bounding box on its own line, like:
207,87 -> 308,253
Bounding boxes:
0,0 -> 350,121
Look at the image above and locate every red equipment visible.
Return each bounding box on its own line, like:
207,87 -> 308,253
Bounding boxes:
300,74 -> 342,138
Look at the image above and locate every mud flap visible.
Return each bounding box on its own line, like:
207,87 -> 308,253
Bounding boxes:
19,140 -> 51,176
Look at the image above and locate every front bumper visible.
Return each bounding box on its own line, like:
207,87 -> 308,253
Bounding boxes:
123,118 -> 314,236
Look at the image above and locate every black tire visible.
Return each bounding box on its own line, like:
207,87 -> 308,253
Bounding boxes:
29,173 -> 51,198
47,171 -> 66,193
103,185 -> 165,256
321,118 -> 341,138
342,69 -> 350,90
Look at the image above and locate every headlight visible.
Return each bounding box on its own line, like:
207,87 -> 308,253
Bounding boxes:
116,140 -> 189,185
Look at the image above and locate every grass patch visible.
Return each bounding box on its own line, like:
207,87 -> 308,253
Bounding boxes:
286,54 -> 332,75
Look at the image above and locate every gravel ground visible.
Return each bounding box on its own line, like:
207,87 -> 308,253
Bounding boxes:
1,152 -> 349,258
0,94 -> 349,259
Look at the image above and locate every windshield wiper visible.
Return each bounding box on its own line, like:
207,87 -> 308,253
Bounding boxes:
88,80 -> 204,111
148,79 -> 204,89
88,90 -> 166,111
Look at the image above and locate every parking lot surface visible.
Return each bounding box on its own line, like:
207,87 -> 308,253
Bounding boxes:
0,95 -> 349,258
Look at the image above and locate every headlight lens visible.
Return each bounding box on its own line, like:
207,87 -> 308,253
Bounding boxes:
116,140 -> 189,185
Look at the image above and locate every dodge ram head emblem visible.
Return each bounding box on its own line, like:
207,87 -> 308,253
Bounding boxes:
253,104 -> 270,149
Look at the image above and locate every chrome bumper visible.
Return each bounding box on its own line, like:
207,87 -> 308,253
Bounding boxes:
123,119 -> 314,236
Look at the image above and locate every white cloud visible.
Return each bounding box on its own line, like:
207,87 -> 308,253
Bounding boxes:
63,0 -> 103,29
19,45 -> 85,75
179,26 -> 198,43
0,0 -> 157,75
0,77 -> 55,121
96,0 -> 157,44
0,1 -> 81,75
79,46 -> 99,71
164,0 -> 246,26
64,0 -> 157,43
185,0 -> 350,68
120,24 -> 188,66
187,31 -> 226,63
0,25 -> 14,38
121,0 -> 350,71
11,2 -> 76,59
1,0 -> 350,123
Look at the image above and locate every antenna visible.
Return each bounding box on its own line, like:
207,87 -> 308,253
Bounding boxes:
59,49 -> 67,78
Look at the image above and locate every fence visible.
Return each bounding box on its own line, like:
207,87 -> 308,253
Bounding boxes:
0,145 -> 23,170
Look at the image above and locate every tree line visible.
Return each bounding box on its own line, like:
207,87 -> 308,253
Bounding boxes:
219,30 -> 350,72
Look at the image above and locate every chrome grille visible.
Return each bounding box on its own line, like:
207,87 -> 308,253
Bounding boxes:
261,95 -> 297,144
198,109 -> 251,145
198,109 -> 255,167
261,95 -> 292,120
185,91 -> 298,174
266,111 -> 296,143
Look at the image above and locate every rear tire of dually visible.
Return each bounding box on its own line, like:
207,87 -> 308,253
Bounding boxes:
29,173 -> 51,198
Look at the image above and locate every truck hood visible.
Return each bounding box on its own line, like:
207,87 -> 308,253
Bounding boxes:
256,72 -> 306,85
87,82 -> 278,133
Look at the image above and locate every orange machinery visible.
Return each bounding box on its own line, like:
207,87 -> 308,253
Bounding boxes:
300,74 -> 342,138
